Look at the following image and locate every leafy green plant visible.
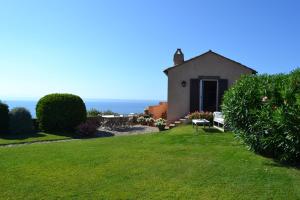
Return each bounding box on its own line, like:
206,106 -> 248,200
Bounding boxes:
87,108 -> 102,117
143,109 -> 153,118
145,117 -> 155,126
87,108 -> 119,117
137,116 -> 146,125
155,118 -> 166,131
0,101 -> 9,134
101,110 -> 118,116
9,107 -> 33,134
36,93 -> 87,132
222,69 -> 300,163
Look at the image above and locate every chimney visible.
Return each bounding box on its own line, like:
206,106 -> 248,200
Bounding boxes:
173,48 -> 184,65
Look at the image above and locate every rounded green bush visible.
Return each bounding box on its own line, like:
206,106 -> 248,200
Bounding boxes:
36,93 -> 87,132
222,69 -> 300,163
9,107 -> 33,134
0,102 -> 9,134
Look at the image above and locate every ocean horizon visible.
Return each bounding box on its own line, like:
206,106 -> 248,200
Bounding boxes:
1,99 -> 162,118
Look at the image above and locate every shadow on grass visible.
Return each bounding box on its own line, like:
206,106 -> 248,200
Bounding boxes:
263,160 -> 300,170
113,126 -> 147,132
0,130 -> 78,141
0,132 -> 46,140
202,128 -> 223,133
0,129 -> 115,143
95,130 -> 115,137
252,151 -> 300,170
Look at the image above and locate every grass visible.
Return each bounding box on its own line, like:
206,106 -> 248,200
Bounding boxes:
0,125 -> 300,199
0,132 -> 72,145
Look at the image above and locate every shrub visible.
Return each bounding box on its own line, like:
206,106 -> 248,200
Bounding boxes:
36,93 -> 87,132
0,101 -> 9,133
103,110 -> 119,115
87,108 -> 101,117
76,117 -> 101,137
129,115 -> 138,125
137,116 -> 146,125
87,108 -> 119,117
155,118 -> 166,131
145,117 -> 155,126
32,118 -> 40,132
143,109 -> 153,118
222,69 -> 300,163
187,111 -> 213,123
9,107 -> 33,134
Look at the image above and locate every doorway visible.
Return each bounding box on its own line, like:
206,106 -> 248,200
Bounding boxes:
200,80 -> 218,112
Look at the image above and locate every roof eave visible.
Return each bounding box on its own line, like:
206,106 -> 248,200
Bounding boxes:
163,50 -> 257,75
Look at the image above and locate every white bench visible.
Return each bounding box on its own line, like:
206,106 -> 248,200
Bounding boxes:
213,112 -> 225,132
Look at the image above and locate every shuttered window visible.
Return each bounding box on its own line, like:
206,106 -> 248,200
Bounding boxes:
190,79 -> 200,112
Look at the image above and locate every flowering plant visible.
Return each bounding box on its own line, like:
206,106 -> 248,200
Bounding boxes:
145,117 -> 155,126
155,118 -> 166,131
137,116 -> 146,125
187,111 -> 213,122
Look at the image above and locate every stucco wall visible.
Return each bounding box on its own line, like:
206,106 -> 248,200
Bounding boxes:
167,52 -> 254,122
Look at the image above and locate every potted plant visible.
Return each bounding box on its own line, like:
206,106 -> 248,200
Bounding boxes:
155,118 -> 166,131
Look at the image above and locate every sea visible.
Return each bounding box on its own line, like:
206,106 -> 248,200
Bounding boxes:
2,99 -> 161,118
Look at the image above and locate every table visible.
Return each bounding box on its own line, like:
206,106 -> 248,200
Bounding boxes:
192,119 -> 211,131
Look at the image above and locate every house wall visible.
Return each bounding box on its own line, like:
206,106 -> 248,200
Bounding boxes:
167,52 -> 254,122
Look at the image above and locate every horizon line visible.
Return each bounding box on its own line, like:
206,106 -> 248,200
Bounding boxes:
0,96 -> 166,102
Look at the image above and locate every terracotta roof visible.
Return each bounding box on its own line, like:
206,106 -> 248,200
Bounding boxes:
163,50 -> 257,75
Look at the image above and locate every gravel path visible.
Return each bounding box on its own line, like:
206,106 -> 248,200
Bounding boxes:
0,125 -> 159,148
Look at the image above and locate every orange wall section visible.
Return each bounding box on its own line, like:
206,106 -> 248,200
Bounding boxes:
147,102 -> 168,119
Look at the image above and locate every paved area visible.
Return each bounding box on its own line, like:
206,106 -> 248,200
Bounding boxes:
97,125 -> 159,136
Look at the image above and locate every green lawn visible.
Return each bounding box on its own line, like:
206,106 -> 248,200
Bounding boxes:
1,125 -> 299,199
0,132 -> 72,145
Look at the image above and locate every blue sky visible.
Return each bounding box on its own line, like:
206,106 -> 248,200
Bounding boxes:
0,0 -> 299,100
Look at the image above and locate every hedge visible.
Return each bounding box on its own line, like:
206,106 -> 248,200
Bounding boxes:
0,102 -> 9,133
36,93 -> 87,132
222,69 -> 300,163
9,107 -> 33,134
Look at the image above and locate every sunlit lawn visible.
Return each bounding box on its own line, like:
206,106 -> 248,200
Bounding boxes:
1,125 -> 299,199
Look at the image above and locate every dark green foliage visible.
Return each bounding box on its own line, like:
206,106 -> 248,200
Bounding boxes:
87,108 -> 118,117
222,69 -> 300,163
9,107 -> 33,134
0,102 -> 9,133
87,108 -> 101,117
101,110 -> 119,116
36,93 -> 87,132
32,118 -> 40,132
